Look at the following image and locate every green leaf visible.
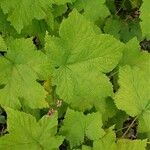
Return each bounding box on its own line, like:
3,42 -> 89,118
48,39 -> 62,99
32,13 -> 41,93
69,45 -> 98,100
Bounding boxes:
0,115 -> 5,124
104,17 -> 142,43
21,19 -> 49,46
56,69 -> 113,111
104,17 -> 122,40
117,139 -> 147,150
93,128 -> 147,150
106,0 -> 116,14
0,0 -> 52,33
120,38 -> 150,74
0,36 -> 7,52
114,66 -> 150,137
60,108 -> 85,147
140,0 -> 150,39
85,112 -> 105,140
120,21 -> 142,43
45,10 -> 124,110
94,97 -> 118,122
52,4 -> 68,18
0,9 -> 17,37
0,38 -> 51,109
82,145 -> 92,150
73,0 -> 110,22
60,108 -> 105,148
93,127 -> 117,150
52,0 -> 74,5
106,111 -> 128,132
114,66 -> 150,116
0,108 -> 63,150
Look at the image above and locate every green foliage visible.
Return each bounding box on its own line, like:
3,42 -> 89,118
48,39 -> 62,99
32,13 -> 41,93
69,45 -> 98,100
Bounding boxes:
60,108 -> 105,147
0,0 -> 52,33
0,108 -> 63,150
114,66 -> 150,117
120,38 -> 150,73
93,127 -> 117,150
140,0 -> 150,39
73,0 -> 110,22
0,35 -> 6,51
0,0 -> 149,149
104,17 -> 142,42
45,10 -> 123,111
0,38 -> 51,109
117,139 -> 147,150
114,66 -> 150,138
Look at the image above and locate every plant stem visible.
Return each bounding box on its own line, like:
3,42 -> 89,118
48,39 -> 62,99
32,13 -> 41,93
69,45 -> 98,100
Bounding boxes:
115,0 -> 126,15
115,126 -> 129,133
122,116 -> 138,138
108,70 -> 118,78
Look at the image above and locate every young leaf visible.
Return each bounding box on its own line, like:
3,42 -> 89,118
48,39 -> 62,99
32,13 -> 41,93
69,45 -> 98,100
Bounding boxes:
60,108 -> 105,148
0,38 -> 51,109
0,108 -> 64,150
85,112 -> 105,140
120,38 -> 150,74
60,108 -> 86,147
45,10 -> 124,110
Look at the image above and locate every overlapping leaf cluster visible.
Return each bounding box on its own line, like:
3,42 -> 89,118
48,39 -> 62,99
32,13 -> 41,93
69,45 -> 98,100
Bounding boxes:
0,0 -> 149,149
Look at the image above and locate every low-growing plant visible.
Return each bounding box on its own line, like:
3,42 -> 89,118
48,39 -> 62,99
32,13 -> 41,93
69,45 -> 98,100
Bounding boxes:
0,0 -> 149,149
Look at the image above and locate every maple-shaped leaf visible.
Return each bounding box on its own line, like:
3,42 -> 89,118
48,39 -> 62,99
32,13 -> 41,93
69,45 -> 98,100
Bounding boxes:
114,66 -> 150,135
0,0 -> 53,33
140,0 -> 150,39
0,38 -> 51,109
60,108 -> 105,148
45,10 -> 124,110
120,38 -> 150,74
0,108 -> 64,150
117,139 -> 147,150
60,108 -> 86,147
